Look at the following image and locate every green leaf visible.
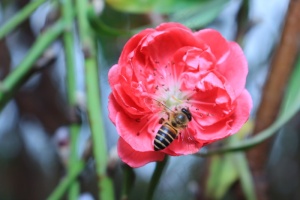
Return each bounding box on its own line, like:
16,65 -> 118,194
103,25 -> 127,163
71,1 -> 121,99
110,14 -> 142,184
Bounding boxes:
169,0 -> 229,29
206,154 -> 238,199
230,136 -> 256,200
205,126 -> 255,200
105,0 -> 213,14
92,0 -> 228,36
280,56 -> 300,116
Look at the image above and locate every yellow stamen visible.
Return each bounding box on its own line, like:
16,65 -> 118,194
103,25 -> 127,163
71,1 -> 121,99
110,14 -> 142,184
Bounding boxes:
171,95 -> 183,104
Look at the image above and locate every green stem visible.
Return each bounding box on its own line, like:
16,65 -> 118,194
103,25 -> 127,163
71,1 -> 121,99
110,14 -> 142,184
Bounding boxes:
61,0 -> 81,199
121,165 -> 135,200
75,1 -> 114,200
86,54 -> 115,200
229,136 -> 256,200
0,0 -> 47,39
146,157 -> 169,200
87,8 -> 132,37
0,19 -> 65,111
195,123 -> 281,156
47,161 -> 85,200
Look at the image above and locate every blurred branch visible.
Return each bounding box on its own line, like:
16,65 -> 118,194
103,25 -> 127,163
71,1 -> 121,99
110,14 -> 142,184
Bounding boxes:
61,0 -> 81,199
0,40 -> 11,80
247,0 -> 300,199
47,161 -> 85,200
252,0 -> 300,142
0,19 -> 65,111
0,0 -> 47,39
75,1 -> 115,200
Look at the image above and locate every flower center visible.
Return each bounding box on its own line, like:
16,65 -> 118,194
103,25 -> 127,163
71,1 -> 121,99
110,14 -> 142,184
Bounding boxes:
155,82 -> 190,110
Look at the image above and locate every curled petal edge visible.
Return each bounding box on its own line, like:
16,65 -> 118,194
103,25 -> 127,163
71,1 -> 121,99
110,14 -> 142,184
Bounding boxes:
118,137 -> 165,168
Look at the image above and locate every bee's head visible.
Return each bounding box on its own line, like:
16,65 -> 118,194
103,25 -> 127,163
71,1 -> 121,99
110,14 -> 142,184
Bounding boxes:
181,108 -> 192,121
173,108 -> 192,127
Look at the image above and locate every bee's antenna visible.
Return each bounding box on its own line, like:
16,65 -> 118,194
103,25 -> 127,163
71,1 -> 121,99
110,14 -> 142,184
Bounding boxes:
149,97 -> 174,113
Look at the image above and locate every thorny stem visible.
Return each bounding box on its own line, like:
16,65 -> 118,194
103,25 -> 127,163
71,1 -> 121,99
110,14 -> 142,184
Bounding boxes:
0,19 -> 65,111
61,0 -> 81,199
0,0 -> 47,39
146,156 -> 169,200
75,1 -> 114,200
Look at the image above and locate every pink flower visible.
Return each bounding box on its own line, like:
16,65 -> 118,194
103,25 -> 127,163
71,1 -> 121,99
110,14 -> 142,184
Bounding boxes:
108,22 -> 252,168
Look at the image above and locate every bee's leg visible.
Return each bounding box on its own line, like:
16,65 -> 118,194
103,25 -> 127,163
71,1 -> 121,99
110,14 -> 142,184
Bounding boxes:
178,132 -> 186,141
158,118 -> 165,124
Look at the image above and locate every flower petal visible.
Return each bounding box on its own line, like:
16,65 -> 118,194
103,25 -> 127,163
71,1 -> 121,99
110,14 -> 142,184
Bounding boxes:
108,64 -> 119,87
156,22 -> 191,32
217,42 -> 248,96
116,111 -> 160,152
228,89 -> 252,134
119,29 -> 155,64
112,84 -> 147,117
192,117 -> 231,141
118,137 -> 165,168
195,29 -> 230,63
173,47 -> 216,74
166,129 -> 203,155
108,94 -> 121,124
193,89 -> 252,142
140,27 -> 206,67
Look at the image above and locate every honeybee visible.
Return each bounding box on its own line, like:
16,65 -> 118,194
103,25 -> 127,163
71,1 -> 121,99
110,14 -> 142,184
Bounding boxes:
154,107 -> 192,151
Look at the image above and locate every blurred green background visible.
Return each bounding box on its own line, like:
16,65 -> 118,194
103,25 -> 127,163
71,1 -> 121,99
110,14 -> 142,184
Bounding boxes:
0,0 -> 300,200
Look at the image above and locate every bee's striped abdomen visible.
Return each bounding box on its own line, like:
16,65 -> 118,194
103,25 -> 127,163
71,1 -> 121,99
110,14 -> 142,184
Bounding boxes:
154,123 -> 177,151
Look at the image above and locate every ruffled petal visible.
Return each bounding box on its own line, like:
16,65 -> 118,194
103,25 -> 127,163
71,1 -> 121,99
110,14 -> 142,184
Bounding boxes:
108,94 -> 121,124
181,71 -> 235,127
227,89 -> 252,134
217,42 -> 248,96
119,29 -> 155,64
108,64 -> 119,87
139,27 -> 207,68
194,29 -> 230,63
112,84 -> 147,117
118,137 -> 165,168
173,46 -> 215,76
116,112 -> 160,152
193,90 -> 252,142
